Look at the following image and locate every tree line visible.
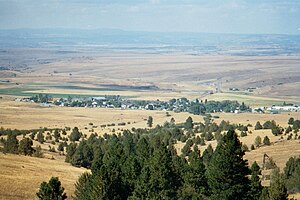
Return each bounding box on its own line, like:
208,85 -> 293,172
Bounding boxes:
59,120 -> 291,200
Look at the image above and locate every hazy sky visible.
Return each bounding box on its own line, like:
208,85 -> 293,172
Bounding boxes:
0,0 -> 299,34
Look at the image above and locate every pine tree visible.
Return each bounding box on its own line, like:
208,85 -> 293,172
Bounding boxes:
185,117 -> 194,130
18,138 -> 34,156
69,127 -> 82,142
36,177 -> 67,200
263,136 -> 271,145
4,134 -> 19,154
255,121 -> 263,130
73,172 -> 92,200
180,146 -> 209,199
249,161 -> 263,200
268,168 -> 288,200
131,145 -> 177,199
206,129 -> 250,200
254,136 -> 262,147
147,116 -> 153,128
202,144 -> 213,165
37,132 -> 45,144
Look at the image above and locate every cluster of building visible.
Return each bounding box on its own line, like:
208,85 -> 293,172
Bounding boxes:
252,104 -> 299,114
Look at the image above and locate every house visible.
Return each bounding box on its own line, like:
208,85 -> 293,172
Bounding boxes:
269,105 -> 299,112
229,88 -> 239,91
145,104 -> 154,110
40,103 -> 50,107
92,97 -> 106,101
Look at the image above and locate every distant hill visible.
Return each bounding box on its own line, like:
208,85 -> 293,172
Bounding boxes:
0,29 -> 300,56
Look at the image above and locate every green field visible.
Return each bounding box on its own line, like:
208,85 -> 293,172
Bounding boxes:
0,87 -> 136,99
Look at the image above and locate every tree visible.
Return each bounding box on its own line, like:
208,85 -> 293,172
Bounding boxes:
263,120 -> 276,129
263,136 -> 271,145
73,172 -> 92,200
33,145 -> 43,158
255,122 -> 263,130
131,145 -> 177,199
259,187 -> 269,200
255,136 -> 262,147
283,156 -> 300,193
180,146 -> 208,198
71,140 -> 93,168
69,127 -> 82,142
36,177 -> 67,200
170,117 -> 175,125
58,143 -> 64,152
37,132 -> 45,144
288,117 -> 294,125
293,120 -> 300,131
272,126 -> 283,136
268,168 -> 288,200
181,139 -> 193,156
240,131 -> 247,137
205,131 -> 214,141
241,144 -> 249,152
202,144 -> 213,165
147,116 -> 153,128
185,117 -> 193,130
285,126 -> 292,134
18,138 -> 34,156
206,129 -> 250,200
3,134 -> 19,154
249,161 -> 263,200
240,102 -> 248,111
65,142 -> 77,163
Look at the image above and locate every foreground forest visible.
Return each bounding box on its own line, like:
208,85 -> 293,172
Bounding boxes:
1,115 -> 300,199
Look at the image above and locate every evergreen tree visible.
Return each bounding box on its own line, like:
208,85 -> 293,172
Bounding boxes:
73,172 -> 92,200
202,144 -> 213,165
206,129 -> 250,200
18,138 -> 34,156
259,187 -> 269,200
3,134 -> 19,154
255,122 -> 263,130
147,116 -> 153,128
185,117 -> 194,130
36,177 -> 67,200
96,137 -> 130,200
65,142 -> 77,163
37,132 -> 45,144
263,136 -> 271,145
285,126 -> 292,134
69,127 -> 82,142
288,117 -> 294,125
284,156 -> 300,193
180,146 -> 209,199
33,145 -> 43,158
268,168 -> 288,200
249,161 -> 263,200
131,145 -> 177,199
255,136 -> 262,147
57,143 -> 64,152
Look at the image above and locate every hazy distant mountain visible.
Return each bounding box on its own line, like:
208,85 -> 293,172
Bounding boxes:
0,29 -> 300,56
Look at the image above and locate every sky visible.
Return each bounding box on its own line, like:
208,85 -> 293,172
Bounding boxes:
0,0 -> 299,34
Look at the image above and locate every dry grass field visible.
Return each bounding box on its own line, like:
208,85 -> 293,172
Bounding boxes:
0,153 -> 87,200
1,53 -> 300,105
1,97 -> 300,199
1,95 -> 299,135
1,51 -> 300,199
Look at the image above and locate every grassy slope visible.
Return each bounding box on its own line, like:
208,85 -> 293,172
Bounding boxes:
0,153 -> 87,200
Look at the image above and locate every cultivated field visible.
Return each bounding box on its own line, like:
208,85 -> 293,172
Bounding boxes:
1,51 -> 300,105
